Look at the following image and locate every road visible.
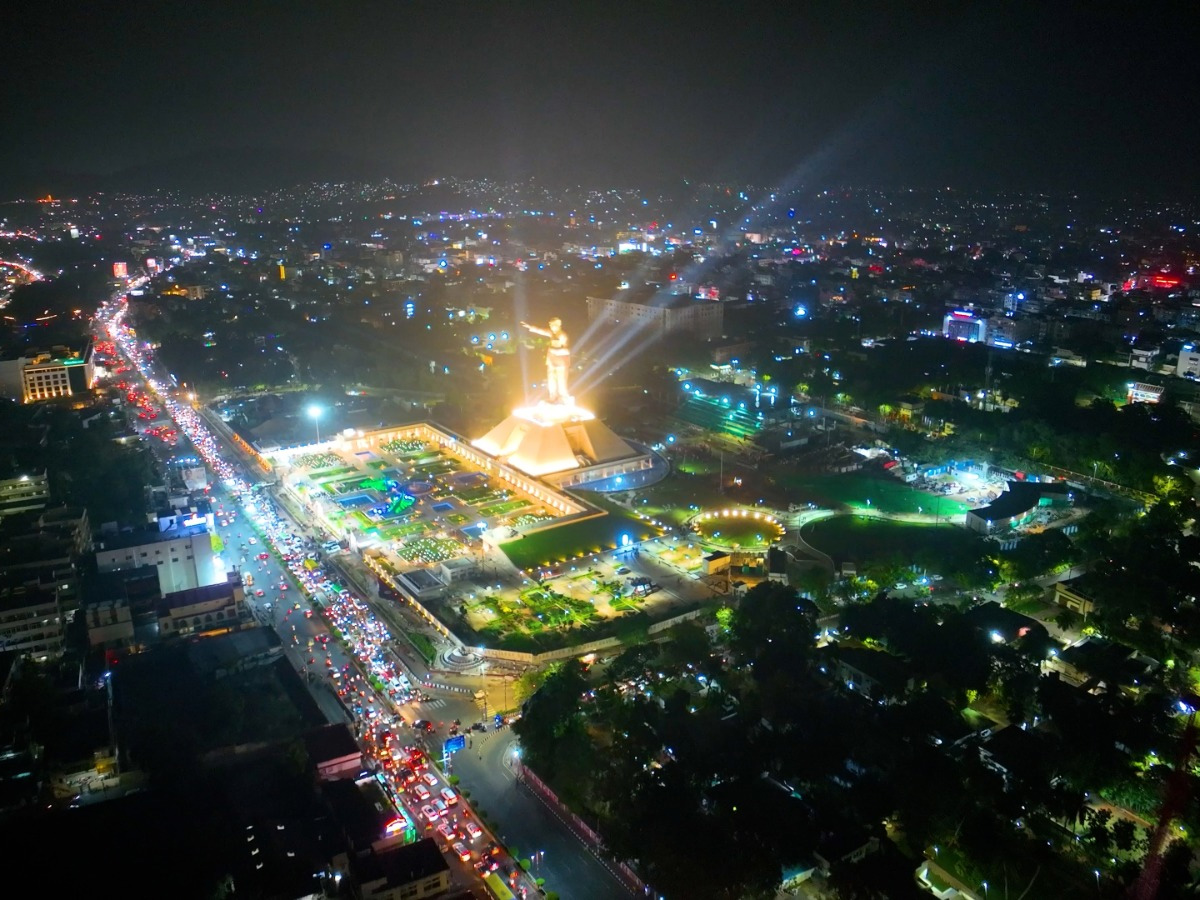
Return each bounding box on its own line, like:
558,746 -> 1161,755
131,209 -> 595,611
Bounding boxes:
103,296 -> 648,900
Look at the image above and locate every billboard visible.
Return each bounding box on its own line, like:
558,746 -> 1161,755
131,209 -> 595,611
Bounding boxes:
112,261 -> 128,278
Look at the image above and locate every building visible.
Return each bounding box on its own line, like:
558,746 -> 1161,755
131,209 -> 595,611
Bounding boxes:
1129,347 -> 1159,371
0,509 -> 90,615
437,556 -> 478,585
586,292 -> 723,339
183,627 -> 283,677
95,522 -> 222,594
1126,382 -> 1164,405
156,574 -> 247,638
0,345 -> 96,404
0,586 -> 66,659
827,646 -> 915,703
1178,344 -> 1200,380
963,601 -> 1048,644
84,599 -> 135,649
965,480 -> 1070,534
0,469 -> 49,519
1054,576 -> 1097,617
979,726 -> 1047,790
1041,636 -> 1157,690
942,309 -> 988,343
305,724 -> 363,782
355,838 -> 451,900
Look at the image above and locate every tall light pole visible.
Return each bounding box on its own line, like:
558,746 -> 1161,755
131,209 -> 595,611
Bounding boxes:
308,404 -> 323,444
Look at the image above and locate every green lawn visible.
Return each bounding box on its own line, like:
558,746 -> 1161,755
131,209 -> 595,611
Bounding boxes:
501,505 -> 660,571
477,498 -> 530,517
777,472 -> 973,516
692,513 -> 783,549
801,515 -> 977,564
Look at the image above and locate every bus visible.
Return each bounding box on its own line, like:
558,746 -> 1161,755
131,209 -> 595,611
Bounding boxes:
483,872 -> 516,900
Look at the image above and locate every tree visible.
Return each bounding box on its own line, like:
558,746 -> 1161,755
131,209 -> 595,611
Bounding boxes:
1112,817 -> 1137,854
511,660 -> 587,779
729,582 -> 818,680
1084,807 -> 1113,854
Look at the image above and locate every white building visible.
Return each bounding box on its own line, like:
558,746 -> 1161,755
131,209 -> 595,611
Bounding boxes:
1178,345 -> 1200,380
95,523 -> 223,594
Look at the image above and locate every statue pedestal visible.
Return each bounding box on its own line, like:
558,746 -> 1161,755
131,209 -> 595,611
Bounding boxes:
473,400 -> 641,479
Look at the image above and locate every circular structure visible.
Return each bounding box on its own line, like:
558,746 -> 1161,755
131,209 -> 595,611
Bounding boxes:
690,508 -> 785,550
405,480 -> 435,496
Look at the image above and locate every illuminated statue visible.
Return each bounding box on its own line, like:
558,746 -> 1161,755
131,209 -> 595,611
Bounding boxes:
520,317 -> 571,404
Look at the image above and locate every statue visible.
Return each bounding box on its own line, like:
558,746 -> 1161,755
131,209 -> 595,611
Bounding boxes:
521,317 -> 571,405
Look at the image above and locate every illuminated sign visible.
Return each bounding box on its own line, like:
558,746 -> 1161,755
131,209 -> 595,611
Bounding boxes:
112,261 -> 128,278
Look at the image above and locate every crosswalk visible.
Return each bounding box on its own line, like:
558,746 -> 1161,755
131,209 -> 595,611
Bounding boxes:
418,697 -> 447,710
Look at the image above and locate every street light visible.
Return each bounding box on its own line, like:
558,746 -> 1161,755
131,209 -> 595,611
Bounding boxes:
1094,869 -> 1100,893
982,881 -> 988,899
307,405 -> 323,443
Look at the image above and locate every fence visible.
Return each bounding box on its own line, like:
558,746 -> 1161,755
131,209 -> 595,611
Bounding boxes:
518,762 -> 650,897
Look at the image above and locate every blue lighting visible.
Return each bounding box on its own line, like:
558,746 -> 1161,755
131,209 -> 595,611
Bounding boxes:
794,305 -> 808,318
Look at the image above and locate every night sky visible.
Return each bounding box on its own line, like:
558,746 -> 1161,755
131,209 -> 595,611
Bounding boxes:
4,1 -> 1197,195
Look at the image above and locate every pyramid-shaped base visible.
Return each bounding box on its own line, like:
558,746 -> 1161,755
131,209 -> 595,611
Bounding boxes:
473,401 -> 640,478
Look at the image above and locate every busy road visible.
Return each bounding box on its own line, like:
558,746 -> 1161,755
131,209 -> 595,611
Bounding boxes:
96,295 -> 551,900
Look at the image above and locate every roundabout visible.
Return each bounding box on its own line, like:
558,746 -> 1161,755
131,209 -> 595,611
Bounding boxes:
689,507 -> 785,550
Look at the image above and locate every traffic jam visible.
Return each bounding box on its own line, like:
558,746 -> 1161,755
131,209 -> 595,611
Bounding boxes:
100,298 -> 531,897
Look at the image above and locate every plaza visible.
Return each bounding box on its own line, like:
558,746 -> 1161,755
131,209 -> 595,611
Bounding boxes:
267,423 -> 592,572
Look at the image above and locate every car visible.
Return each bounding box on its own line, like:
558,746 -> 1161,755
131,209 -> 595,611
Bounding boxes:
257,552 -> 269,561
440,787 -> 458,805
254,589 -> 265,597
470,722 -> 486,732
248,537 -> 257,544
452,841 -> 472,862
431,798 -> 448,815
422,772 -> 438,788
464,821 -> 482,840
413,719 -> 434,733
437,822 -> 456,842
894,583 -> 909,590
474,857 -> 499,875
413,784 -> 431,801
420,805 -> 438,823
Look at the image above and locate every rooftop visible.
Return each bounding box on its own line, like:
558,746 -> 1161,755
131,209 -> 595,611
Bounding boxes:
97,522 -> 210,552
968,479 -> 1069,522
356,838 -> 450,888
158,575 -> 240,614
303,723 -> 361,766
